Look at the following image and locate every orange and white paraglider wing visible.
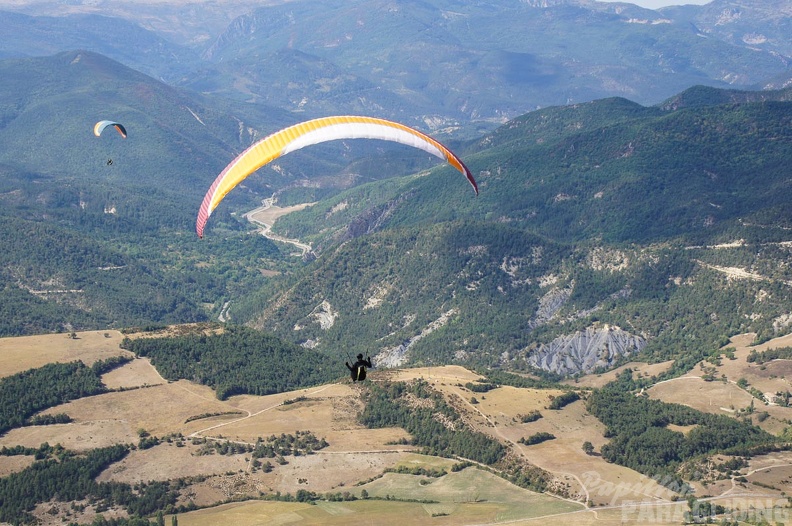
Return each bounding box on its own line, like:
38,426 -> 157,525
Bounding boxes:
93,120 -> 127,138
196,116 -> 477,238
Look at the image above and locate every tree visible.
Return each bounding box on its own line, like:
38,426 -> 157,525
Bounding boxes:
582,441 -> 595,455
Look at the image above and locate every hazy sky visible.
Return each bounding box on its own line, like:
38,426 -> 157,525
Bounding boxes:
598,0 -> 712,8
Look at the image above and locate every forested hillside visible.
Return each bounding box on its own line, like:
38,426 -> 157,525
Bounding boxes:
235,91 -> 792,377
0,51 -> 292,335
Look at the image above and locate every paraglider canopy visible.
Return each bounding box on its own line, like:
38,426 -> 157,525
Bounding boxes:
93,120 -> 127,138
196,115 -> 478,238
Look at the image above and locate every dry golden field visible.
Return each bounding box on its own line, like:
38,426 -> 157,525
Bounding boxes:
0,329 -> 131,378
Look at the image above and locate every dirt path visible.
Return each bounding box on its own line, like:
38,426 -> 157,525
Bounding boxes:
186,382 -> 339,440
695,260 -> 792,287
244,196 -> 315,257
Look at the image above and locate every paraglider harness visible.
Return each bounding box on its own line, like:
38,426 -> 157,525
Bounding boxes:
346,354 -> 372,382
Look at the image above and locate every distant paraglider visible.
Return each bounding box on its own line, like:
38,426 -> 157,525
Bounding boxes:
196,115 -> 478,238
94,120 -> 126,166
93,120 -> 127,138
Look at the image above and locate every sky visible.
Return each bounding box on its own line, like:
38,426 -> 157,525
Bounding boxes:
598,0 -> 712,9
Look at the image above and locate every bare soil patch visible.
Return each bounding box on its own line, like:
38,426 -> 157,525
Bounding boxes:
0,419 -> 135,451
13,380 -> 232,446
753,359 -> 792,379
248,202 -> 315,226
96,441 -> 249,485
101,356 -> 165,389
508,399 -> 675,506
0,455 -> 34,477
666,423 -> 698,435
198,384 -> 411,453
0,330 -> 129,378
645,332 -> 792,434
389,365 -> 483,384
647,376 -> 753,414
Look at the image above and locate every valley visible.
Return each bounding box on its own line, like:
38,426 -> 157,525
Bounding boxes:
0,1 -> 789,524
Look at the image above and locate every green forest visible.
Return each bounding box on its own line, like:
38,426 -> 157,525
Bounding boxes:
359,379 -> 505,465
121,326 -> 342,399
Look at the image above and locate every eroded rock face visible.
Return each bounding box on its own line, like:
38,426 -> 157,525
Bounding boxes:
374,309 -> 458,368
525,325 -> 645,376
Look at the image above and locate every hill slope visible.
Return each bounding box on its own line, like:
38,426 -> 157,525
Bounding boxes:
235,90 -> 792,376
0,51 -> 297,334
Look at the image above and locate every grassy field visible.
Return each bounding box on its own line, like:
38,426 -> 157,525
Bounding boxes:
165,466 -> 585,526
0,329 -> 130,378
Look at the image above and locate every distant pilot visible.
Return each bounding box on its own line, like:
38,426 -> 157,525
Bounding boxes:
106,158 -> 113,166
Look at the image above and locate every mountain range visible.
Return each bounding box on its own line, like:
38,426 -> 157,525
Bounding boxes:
0,0 -> 790,135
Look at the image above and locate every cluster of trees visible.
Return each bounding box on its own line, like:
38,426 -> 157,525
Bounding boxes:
0,361 -> 106,434
548,391 -> 580,410
519,410 -> 542,423
587,369 -> 775,482
84,515 -> 176,526
27,413 -> 72,426
519,432 -> 555,445
747,347 -> 792,364
359,379 -> 505,465
121,325 -> 341,399
184,411 -> 243,424
0,442 -> 65,460
464,382 -> 497,393
252,431 -> 329,458
0,444 -> 180,524
384,465 -> 447,477
480,369 -> 562,389
195,431 -> 329,460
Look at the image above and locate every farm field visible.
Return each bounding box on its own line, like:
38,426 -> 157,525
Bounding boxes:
164,466 -> 586,526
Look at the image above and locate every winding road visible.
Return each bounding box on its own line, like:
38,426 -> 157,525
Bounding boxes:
244,196 -> 314,257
